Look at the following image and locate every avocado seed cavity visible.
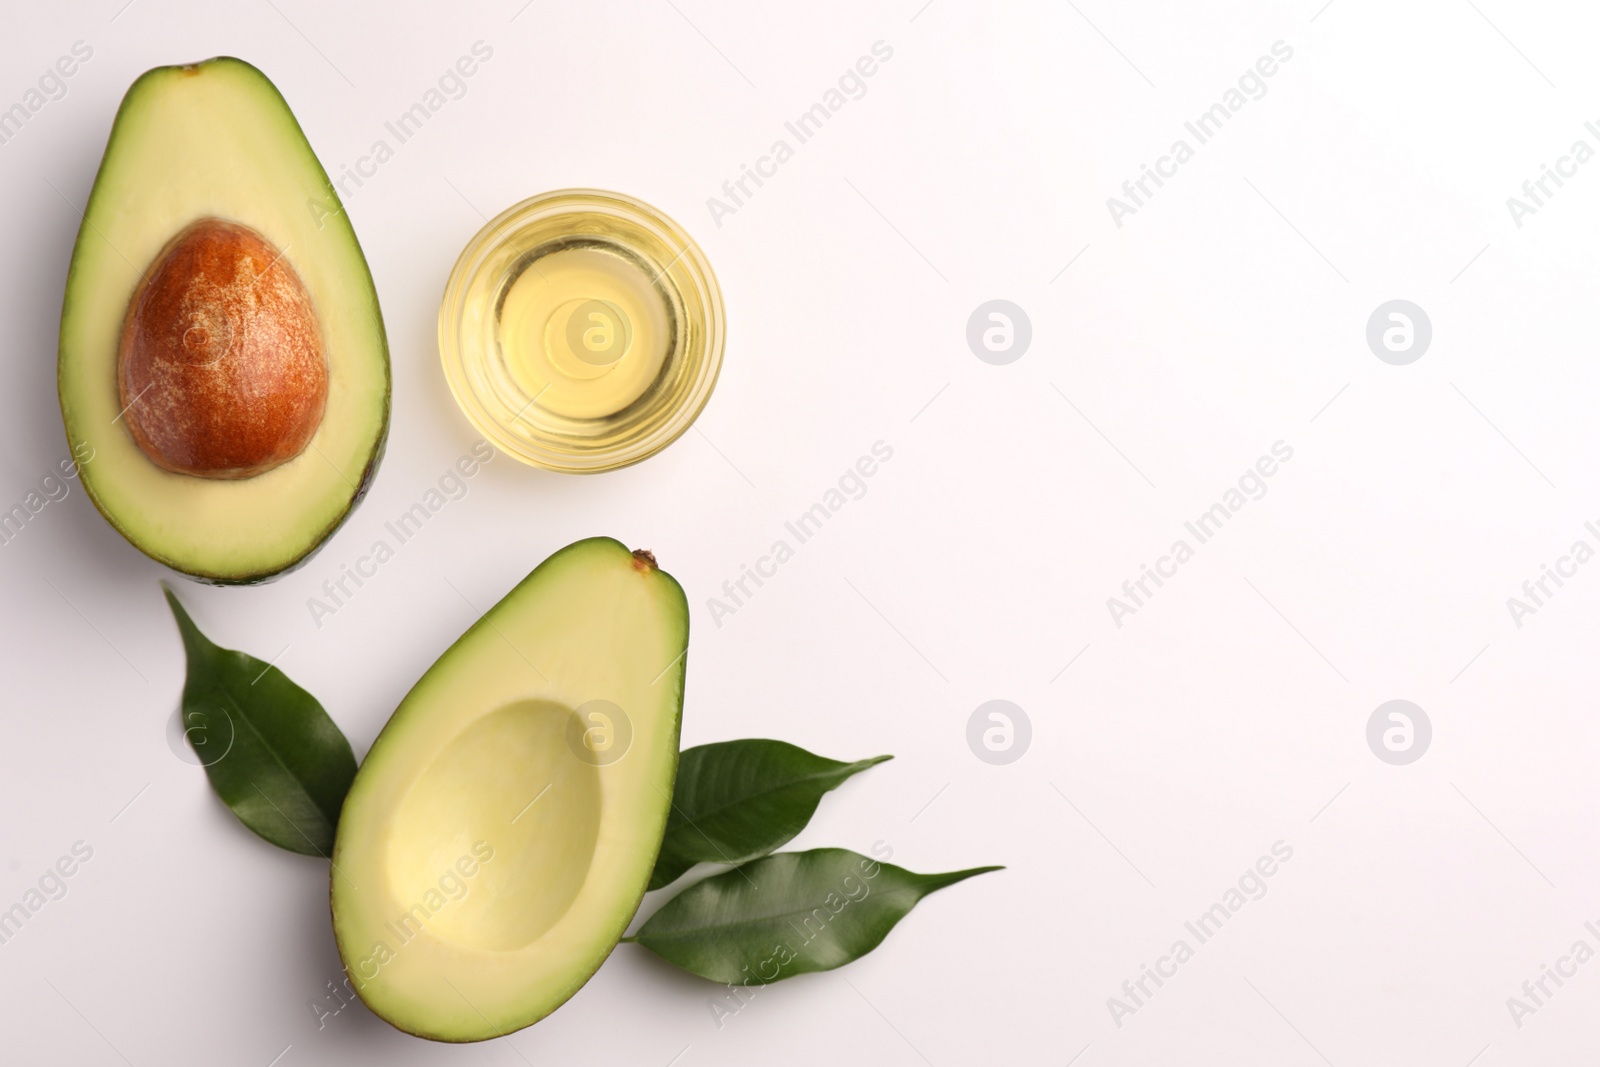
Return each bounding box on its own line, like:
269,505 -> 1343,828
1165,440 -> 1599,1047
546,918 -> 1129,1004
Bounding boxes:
118,218 -> 327,478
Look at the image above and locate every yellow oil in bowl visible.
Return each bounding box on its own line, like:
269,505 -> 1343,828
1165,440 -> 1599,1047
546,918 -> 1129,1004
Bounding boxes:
439,190 -> 724,473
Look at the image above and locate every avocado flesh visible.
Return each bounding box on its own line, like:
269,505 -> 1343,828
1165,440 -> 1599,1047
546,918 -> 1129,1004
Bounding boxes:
58,57 -> 389,584
331,538 -> 689,1042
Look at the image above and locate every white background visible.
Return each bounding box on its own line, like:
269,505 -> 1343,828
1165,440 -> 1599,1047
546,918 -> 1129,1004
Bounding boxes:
3,0 -> 1598,1063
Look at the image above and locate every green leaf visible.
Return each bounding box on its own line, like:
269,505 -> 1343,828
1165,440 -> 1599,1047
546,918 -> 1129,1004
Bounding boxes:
649,740 -> 892,890
163,584 -> 356,857
627,848 -> 1001,983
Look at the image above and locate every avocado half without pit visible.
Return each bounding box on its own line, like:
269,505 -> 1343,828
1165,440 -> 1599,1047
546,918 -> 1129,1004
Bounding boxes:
58,57 -> 390,583
331,538 -> 690,1041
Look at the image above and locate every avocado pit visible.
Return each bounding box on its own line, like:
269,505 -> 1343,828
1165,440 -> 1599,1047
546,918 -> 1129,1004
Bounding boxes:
118,217 -> 327,478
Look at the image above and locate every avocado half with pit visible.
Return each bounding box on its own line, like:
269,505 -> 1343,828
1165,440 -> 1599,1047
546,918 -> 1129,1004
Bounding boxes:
58,57 -> 389,584
332,538 -> 689,1041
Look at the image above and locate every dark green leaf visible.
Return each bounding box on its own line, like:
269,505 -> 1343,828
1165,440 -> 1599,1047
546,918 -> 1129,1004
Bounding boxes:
649,740 -> 891,890
627,848 -> 1001,983
164,584 -> 356,857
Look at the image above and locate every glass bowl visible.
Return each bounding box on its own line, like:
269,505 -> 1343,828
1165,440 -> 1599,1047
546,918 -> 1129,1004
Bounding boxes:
438,189 -> 724,473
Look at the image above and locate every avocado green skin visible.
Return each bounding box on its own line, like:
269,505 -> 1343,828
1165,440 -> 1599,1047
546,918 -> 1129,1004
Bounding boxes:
329,537 -> 690,1041
56,57 -> 391,586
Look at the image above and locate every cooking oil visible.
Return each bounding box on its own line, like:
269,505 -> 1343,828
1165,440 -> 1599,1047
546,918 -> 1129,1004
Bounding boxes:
439,190 -> 724,474
497,242 -> 670,422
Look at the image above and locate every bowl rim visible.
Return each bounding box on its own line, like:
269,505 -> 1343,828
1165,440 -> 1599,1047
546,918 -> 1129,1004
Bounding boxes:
438,188 -> 725,474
